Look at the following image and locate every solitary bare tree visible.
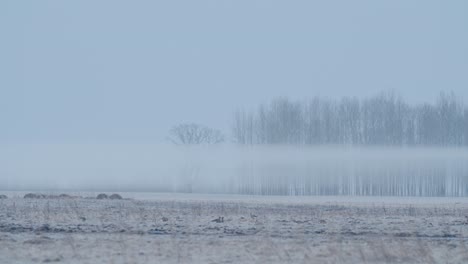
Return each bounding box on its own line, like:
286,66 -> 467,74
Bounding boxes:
168,123 -> 225,145
168,123 -> 224,193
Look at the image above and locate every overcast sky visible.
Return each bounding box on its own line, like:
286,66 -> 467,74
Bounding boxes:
1,0 -> 467,143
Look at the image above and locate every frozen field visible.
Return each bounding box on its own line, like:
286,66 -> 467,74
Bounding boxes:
1,192 -> 468,263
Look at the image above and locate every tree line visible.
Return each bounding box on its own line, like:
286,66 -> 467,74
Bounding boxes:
232,91 -> 468,146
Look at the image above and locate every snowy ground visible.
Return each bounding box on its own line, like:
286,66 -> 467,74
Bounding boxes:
1,192 -> 468,263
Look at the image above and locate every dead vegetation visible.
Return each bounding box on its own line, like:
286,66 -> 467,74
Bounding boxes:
0,195 -> 467,263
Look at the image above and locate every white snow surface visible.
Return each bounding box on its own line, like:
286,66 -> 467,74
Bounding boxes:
0,192 -> 468,263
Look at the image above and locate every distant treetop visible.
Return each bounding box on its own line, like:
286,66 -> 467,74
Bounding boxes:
168,123 -> 225,145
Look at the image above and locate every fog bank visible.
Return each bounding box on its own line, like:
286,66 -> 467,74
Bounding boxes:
1,144 -> 467,196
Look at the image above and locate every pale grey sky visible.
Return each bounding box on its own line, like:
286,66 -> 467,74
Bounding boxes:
1,0 -> 467,143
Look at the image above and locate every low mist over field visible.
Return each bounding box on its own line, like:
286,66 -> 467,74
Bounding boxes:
3,91 -> 468,196
2,144 -> 467,196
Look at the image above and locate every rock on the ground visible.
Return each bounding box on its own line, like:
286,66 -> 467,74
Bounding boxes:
23,193 -> 79,199
109,194 -> 123,200
0,194 -> 7,199
24,193 -> 46,199
96,194 -> 108,199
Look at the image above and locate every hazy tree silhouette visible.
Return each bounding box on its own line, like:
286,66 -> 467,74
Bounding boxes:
168,123 -> 225,145
233,91 -> 468,147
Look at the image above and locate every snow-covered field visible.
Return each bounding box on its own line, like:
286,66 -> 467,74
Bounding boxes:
1,192 -> 468,263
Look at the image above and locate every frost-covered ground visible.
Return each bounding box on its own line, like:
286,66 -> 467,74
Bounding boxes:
1,192 -> 468,263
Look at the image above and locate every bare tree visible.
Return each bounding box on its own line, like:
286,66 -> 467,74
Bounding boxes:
232,91 -> 468,147
168,123 -> 225,145
232,109 -> 254,144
